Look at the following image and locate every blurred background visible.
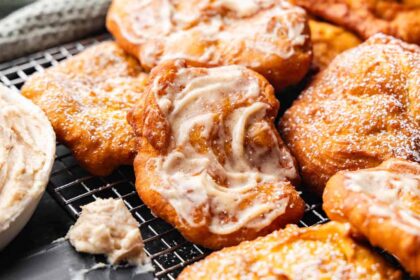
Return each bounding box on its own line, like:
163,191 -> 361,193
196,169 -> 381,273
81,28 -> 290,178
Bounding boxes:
0,0 -> 35,18
0,0 -> 111,62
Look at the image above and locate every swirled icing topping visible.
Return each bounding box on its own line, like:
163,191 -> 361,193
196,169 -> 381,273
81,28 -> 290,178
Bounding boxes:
213,0 -> 274,17
345,165 -> 420,234
109,0 -> 308,68
0,85 -> 55,232
147,62 -> 299,234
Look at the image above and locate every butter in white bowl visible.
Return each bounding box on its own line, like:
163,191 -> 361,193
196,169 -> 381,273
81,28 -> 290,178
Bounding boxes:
0,84 -> 56,249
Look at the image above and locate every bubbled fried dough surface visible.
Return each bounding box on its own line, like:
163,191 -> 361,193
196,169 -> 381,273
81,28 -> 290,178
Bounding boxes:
294,0 -> 420,44
280,34 -> 420,195
128,60 -> 304,249
106,0 -> 312,90
178,222 -> 402,280
309,19 -> 361,70
21,42 -> 148,176
323,159 -> 420,276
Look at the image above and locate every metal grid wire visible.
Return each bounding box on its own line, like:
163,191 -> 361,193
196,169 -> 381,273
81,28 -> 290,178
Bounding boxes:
0,33 -> 351,279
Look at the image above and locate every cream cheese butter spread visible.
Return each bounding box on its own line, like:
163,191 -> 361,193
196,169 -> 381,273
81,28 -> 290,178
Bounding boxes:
0,84 -> 56,249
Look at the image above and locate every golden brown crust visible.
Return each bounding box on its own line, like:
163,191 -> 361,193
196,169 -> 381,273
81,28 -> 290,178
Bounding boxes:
128,60 -> 304,249
323,159 -> 420,276
106,0 -> 312,90
178,222 -> 402,279
309,19 -> 361,70
403,0 -> 420,7
21,42 -> 148,176
280,34 -> 420,195
294,0 -> 420,44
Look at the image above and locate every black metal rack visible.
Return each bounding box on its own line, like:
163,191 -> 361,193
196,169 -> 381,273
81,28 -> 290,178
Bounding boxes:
0,34 -> 404,280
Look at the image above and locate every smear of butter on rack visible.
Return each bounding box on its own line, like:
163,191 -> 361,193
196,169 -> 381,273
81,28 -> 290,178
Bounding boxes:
70,262 -> 108,280
70,261 -> 154,280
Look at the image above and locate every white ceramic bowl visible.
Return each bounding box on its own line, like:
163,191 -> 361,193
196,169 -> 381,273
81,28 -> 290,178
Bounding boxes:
0,85 -> 56,250
0,192 -> 44,249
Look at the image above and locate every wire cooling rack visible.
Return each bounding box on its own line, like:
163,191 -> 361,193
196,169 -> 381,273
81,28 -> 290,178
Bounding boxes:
0,33 -> 406,279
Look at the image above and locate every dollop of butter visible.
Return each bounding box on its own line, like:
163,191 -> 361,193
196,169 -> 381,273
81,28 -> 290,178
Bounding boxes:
67,198 -> 149,266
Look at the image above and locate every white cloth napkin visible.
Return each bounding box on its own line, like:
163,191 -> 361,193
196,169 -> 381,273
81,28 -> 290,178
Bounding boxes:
0,0 -> 111,62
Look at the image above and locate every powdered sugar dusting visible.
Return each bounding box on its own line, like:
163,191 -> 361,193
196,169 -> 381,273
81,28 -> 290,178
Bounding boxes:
178,222 -> 401,279
281,34 -> 420,193
21,42 -> 148,176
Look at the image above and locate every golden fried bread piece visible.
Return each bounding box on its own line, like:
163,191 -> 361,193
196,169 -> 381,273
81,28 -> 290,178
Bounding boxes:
22,42 -> 148,176
403,0 -> 420,7
324,159 -> 420,276
294,0 -> 420,44
178,222 -> 402,279
280,34 -> 419,195
107,0 -> 312,90
128,60 -> 304,249
309,19 -> 361,70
